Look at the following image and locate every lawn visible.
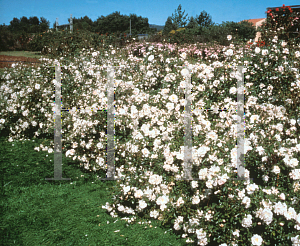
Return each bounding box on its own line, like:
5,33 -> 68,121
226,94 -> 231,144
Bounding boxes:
0,135 -> 188,245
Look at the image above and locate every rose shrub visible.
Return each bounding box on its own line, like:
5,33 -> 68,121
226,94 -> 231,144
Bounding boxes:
259,4 -> 300,46
0,20 -> 300,245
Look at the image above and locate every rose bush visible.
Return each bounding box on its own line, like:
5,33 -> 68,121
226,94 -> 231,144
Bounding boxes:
0,32 -> 300,245
259,4 -> 300,46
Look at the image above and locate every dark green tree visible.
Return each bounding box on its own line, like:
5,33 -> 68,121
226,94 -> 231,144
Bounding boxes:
9,17 -> 21,33
171,4 -> 189,29
223,21 -> 256,42
163,16 -> 177,35
28,16 -> 40,33
20,16 -> 30,33
186,16 -> 199,30
196,10 -> 214,28
39,17 -> 50,32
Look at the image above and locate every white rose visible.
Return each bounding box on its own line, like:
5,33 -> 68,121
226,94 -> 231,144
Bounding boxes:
180,52 -> 187,59
262,49 -> 268,56
251,234 -> 263,246
181,68 -> 189,77
279,193 -> 285,200
225,49 -> 233,56
148,55 -> 154,62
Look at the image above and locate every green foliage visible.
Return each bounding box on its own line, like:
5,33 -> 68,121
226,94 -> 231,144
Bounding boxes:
200,23 -> 231,46
223,20 -> 257,43
163,17 -> 177,36
8,16 -> 50,34
185,16 -> 200,35
168,28 -> 195,45
93,12 -> 151,36
195,10 -> 214,34
0,25 -> 19,51
170,4 -> 189,29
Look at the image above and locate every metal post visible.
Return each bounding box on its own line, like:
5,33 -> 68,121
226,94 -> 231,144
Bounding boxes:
130,19 -> 131,36
46,63 -> 71,181
56,18 -> 58,32
70,14 -> 73,33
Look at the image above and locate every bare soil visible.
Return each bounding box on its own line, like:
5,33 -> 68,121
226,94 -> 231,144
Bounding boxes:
0,55 -> 43,69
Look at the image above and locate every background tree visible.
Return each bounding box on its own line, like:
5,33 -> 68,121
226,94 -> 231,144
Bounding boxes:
186,16 -> 199,35
19,16 -> 30,33
171,4 -> 189,29
163,16 -> 177,35
223,20 -> 256,43
9,17 -> 21,33
71,15 -> 95,32
39,17 -> 50,32
28,16 -> 40,33
196,10 -> 214,34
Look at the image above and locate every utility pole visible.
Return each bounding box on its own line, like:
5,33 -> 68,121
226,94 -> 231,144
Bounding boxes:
130,19 -> 131,36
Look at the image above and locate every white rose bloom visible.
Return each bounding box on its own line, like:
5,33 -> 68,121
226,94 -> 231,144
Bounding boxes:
284,207 -> 297,221
150,210 -> 159,218
191,181 -> 198,188
278,193 -> 285,200
242,196 -> 251,208
166,102 -> 174,111
142,148 -> 150,157
246,183 -> 259,195
174,222 -> 181,230
241,214 -> 252,228
251,234 -> 263,246
138,200 -> 147,209
149,174 -> 162,185
289,169 -> 300,180
169,94 -> 178,103
262,49 -> 268,56
148,55 -> 154,62
117,205 -> 125,212
273,202 -> 287,216
260,208 -> 273,225
176,197 -> 185,206
180,52 -> 187,59
289,158 -> 299,167
146,70 -> 153,77
160,204 -> 167,211
225,49 -> 233,56
255,47 -> 261,54
227,35 -> 232,40
272,165 -> 280,174
123,185 -> 131,194
229,86 -> 236,94
192,195 -> 200,204
181,68 -> 190,77
156,195 -> 169,205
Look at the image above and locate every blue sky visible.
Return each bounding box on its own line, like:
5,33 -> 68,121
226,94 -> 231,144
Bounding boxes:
0,0 -> 299,28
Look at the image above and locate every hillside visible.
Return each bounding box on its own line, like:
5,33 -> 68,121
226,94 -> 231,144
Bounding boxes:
149,24 -> 164,31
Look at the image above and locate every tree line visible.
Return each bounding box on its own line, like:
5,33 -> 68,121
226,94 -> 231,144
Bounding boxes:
0,12 -> 157,36
0,5 -> 259,51
163,4 -> 257,44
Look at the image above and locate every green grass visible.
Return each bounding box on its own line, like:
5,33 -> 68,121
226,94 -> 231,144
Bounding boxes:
0,134 -> 189,246
0,50 -> 44,59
